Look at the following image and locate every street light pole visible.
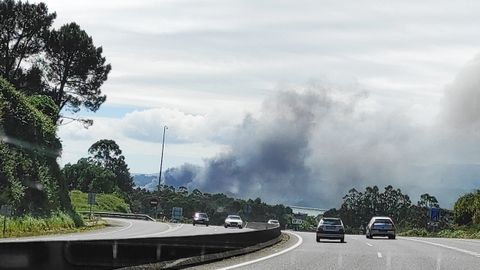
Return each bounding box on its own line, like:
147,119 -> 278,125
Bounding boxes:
158,125 -> 168,192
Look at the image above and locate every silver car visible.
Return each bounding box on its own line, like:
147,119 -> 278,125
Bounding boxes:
224,215 -> 243,228
316,217 -> 345,243
366,216 -> 396,239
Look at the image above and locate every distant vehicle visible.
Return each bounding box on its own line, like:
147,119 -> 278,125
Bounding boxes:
224,215 -> 243,228
366,216 -> 396,239
192,212 -> 209,226
267,219 -> 280,225
316,217 -> 345,243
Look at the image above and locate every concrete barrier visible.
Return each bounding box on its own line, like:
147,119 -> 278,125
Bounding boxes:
0,226 -> 281,269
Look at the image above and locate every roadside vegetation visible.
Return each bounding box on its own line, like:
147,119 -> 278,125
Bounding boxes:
69,190 -> 130,213
0,212 -> 107,238
0,0 -> 111,237
324,185 -> 480,239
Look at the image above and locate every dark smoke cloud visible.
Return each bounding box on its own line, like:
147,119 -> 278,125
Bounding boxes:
165,57 -> 480,208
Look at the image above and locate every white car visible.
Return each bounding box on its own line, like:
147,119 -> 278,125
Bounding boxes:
224,215 -> 243,228
267,219 -> 280,226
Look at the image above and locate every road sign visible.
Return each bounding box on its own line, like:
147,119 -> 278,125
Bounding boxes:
429,207 -> 441,222
150,198 -> 159,207
0,205 -> 12,217
171,207 -> 183,220
88,193 -> 96,205
292,218 -> 303,225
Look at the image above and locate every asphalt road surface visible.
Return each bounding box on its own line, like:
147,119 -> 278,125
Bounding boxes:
0,218 -> 251,243
211,231 -> 480,270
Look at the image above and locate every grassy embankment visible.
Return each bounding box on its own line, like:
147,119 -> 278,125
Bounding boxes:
0,191 -> 129,238
69,190 -> 130,213
399,225 -> 480,239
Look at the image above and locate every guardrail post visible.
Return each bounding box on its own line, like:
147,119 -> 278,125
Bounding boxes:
156,244 -> 162,260
113,241 -> 118,260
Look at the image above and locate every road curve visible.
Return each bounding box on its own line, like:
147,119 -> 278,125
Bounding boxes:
0,218 -> 252,243
215,232 -> 480,270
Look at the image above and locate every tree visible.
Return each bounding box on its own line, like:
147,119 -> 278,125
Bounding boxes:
0,0 -> 56,90
0,1 -> 111,122
43,22 -> 111,118
417,193 -> 439,208
62,158 -> 115,193
453,190 -> 480,225
88,139 -> 134,194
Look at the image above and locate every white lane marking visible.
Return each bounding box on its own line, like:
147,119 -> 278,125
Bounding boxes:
402,237 -> 480,258
377,252 -> 382,258
71,219 -> 134,238
366,242 -> 373,247
139,223 -> 184,237
436,253 -> 442,270
215,231 -> 303,270
386,251 -> 391,270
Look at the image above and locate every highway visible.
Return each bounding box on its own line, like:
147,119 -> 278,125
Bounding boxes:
207,232 -> 480,270
2,219 -> 480,269
0,218 -> 252,243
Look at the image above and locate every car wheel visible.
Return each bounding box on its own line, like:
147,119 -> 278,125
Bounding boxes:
206,223 -> 209,227
389,235 -> 396,240
238,225 -> 243,229
316,236 -> 320,242
224,224 -> 228,228
193,223 -> 195,226
340,238 -> 345,243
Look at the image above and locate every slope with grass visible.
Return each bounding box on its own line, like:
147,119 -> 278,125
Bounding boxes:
69,190 -> 130,213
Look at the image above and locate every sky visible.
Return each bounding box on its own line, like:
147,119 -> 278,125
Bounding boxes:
37,0 -> 480,208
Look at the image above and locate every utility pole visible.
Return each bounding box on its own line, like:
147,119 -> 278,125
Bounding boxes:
158,125 -> 168,192
156,125 -> 167,219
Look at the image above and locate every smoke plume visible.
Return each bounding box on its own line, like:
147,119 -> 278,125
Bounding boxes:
165,57 -> 480,208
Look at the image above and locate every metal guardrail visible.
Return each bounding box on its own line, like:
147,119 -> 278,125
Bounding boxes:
0,223 -> 281,270
78,211 -> 156,221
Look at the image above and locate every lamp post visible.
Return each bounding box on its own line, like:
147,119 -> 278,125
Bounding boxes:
158,125 -> 168,192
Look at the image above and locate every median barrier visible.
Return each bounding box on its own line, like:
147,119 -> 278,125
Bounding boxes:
0,224 -> 281,269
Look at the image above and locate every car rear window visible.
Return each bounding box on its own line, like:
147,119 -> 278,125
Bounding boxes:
374,219 -> 393,224
322,219 -> 341,225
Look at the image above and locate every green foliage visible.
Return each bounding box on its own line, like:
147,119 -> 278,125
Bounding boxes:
28,95 -> 59,121
69,190 -> 130,213
330,185 -> 452,232
0,1 -> 110,119
88,139 -> 134,194
453,190 -> 480,225
299,216 -> 317,231
43,22 -> 111,114
0,77 -> 72,215
130,187 -> 292,227
63,158 -> 116,193
1,211 -> 81,237
0,0 -> 56,92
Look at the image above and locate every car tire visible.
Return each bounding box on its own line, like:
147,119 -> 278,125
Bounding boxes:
224,224 -> 228,228
193,222 -> 195,226
389,235 -> 396,240
206,223 -> 209,227
340,238 -> 345,243
238,225 -> 243,229
316,236 -> 320,242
